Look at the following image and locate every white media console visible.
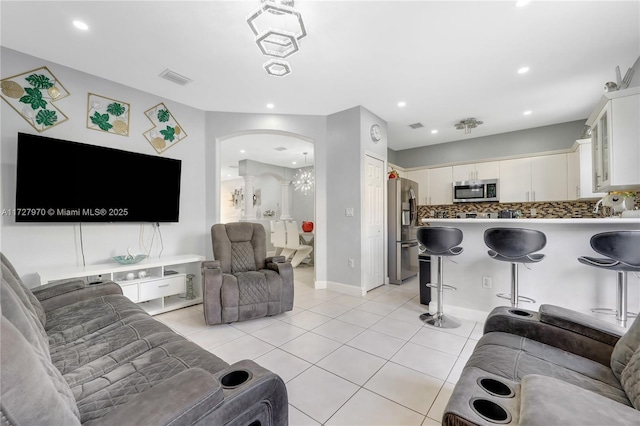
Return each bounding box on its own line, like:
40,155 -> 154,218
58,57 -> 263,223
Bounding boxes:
37,254 -> 205,315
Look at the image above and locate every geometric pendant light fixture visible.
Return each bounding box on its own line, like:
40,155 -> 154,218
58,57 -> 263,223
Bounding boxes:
247,0 -> 307,77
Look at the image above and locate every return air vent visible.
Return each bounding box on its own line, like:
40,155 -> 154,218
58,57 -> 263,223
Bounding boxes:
159,69 -> 192,86
273,147 -> 287,151
408,122 -> 424,129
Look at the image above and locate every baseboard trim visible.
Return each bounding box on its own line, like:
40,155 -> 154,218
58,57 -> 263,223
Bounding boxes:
428,302 -> 490,323
315,280 -> 365,297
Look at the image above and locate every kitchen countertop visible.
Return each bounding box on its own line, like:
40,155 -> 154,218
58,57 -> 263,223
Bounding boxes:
421,218 -> 640,225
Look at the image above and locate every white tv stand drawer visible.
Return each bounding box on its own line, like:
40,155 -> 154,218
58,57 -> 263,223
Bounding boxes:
139,275 -> 185,302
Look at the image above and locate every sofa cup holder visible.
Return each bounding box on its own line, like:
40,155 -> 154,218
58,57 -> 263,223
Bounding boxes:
477,377 -> 515,398
470,398 -> 512,424
508,309 -> 532,318
221,369 -> 252,389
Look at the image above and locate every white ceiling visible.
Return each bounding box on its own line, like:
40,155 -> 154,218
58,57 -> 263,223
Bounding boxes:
2,1 -> 639,160
220,133 -> 314,181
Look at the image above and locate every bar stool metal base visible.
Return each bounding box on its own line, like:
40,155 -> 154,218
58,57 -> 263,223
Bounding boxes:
420,312 -> 461,329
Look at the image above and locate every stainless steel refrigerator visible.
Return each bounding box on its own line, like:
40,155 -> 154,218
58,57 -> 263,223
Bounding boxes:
388,177 -> 420,284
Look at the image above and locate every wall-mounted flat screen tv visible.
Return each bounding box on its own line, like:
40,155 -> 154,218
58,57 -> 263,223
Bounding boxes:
15,133 -> 181,223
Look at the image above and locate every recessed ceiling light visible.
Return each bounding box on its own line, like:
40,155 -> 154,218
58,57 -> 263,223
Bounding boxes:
431,129 -> 438,134
240,149 -> 246,153
523,110 -> 532,115
292,161 -> 297,165
266,103 -> 275,109
515,0 -> 532,7
397,101 -> 406,107
73,20 -> 89,30
517,66 -> 530,74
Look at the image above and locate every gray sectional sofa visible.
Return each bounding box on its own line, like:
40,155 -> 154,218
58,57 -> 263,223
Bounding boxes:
443,305 -> 640,425
0,253 -> 288,425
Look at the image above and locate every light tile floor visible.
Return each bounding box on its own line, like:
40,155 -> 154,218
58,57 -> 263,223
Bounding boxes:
154,266 -> 485,425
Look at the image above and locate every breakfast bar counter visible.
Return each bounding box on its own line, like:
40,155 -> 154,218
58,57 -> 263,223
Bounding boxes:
416,217 -> 640,322
421,218 -> 640,225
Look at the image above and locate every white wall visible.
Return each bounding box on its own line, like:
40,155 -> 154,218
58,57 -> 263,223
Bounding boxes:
1,48 -> 207,287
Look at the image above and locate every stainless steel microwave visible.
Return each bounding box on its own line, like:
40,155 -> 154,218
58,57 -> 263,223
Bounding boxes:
453,179 -> 499,203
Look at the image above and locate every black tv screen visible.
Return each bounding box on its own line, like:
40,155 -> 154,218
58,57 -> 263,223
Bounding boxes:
15,133 -> 181,222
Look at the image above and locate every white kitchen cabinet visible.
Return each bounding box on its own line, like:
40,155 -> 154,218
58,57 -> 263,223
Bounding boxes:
499,158 -> 531,202
567,139 -> 606,200
427,166 -> 453,205
587,88 -> 640,192
499,154 -> 567,202
406,168 -> 429,204
37,254 -> 204,315
531,154 -> 567,202
452,161 -> 499,182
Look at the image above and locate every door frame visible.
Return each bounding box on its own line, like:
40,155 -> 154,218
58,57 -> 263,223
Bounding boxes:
361,151 -> 387,293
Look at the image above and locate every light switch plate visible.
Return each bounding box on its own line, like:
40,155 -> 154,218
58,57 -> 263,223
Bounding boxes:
345,208 -> 354,217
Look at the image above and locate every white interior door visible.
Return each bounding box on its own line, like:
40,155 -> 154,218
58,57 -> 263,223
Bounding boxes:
364,154 -> 384,292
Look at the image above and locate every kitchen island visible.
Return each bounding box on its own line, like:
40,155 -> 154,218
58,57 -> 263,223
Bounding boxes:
418,217 -> 640,322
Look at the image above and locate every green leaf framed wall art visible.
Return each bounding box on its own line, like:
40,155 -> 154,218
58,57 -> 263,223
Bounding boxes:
86,93 -> 130,136
0,66 -> 70,132
143,102 -> 188,154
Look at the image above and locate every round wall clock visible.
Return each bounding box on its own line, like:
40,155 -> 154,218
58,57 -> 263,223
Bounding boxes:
370,124 -> 381,142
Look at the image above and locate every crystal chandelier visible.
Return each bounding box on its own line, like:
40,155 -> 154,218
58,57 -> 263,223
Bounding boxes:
455,118 -> 484,134
247,0 -> 307,77
293,152 -> 314,195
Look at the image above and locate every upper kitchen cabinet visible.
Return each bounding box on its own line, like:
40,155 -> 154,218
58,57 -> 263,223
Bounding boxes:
499,157 -> 531,202
427,166 -> 453,205
452,161 -> 499,182
405,168 -> 429,204
587,87 -> 640,192
567,139 -> 606,200
499,154 -> 568,202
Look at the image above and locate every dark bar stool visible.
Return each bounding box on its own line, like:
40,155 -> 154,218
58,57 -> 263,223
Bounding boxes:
417,226 -> 463,329
484,228 -> 546,308
578,231 -> 640,327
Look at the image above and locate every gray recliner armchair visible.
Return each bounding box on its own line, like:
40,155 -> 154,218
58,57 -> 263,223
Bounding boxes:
202,222 -> 294,325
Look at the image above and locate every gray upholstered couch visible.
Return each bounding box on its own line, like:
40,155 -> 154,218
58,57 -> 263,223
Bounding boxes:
202,222 -> 294,325
443,305 -> 640,425
1,253 -> 288,425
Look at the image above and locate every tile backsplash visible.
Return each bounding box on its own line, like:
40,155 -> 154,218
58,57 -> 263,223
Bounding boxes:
418,193 -> 640,220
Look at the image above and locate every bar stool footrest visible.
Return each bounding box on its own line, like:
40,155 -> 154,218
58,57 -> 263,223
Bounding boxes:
425,283 -> 456,290
591,308 -> 637,317
496,293 -> 535,303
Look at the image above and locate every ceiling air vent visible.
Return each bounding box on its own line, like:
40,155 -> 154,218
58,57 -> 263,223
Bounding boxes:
409,122 -> 424,129
159,69 -> 192,86
273,147 -> 287,151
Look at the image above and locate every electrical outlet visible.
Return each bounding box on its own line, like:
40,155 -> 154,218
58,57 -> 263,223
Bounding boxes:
345,208 -> 354,217
348,258 -> 355,268
530,208 -> 537,217
482,276 -> 492,289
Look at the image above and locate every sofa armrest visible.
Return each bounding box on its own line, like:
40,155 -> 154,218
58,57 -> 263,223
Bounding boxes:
202,260 -> 223,325
266,255 -> 286,264
33,280 -> 123,313
266,257 -> 293,279
538,304 -> 624,346
519,375 -> 638,426
87,368 -> 223,426
202,260 -> 221,270
483,306 -> 621,366
206,359 -> 288,426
